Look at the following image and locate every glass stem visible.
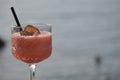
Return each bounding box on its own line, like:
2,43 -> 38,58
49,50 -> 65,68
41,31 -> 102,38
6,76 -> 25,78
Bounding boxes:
29,64 -> 36,80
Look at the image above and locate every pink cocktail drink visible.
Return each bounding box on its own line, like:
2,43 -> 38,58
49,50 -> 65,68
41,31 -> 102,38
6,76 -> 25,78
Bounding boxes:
11,24 -> 52,80
12,31 -> 52,64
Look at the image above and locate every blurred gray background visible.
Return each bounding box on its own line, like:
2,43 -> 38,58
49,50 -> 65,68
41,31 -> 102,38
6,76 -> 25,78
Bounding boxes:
0,0 -> 120,80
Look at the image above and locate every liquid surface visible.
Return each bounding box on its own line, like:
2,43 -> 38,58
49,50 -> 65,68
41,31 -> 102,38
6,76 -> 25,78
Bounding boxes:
12,31 -> 52,64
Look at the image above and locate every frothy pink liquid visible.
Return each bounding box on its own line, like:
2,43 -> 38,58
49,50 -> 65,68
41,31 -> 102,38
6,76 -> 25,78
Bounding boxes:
12,31 -> 52,64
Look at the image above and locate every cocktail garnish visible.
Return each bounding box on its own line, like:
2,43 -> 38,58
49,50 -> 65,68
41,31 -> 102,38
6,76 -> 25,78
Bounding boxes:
20,25 -> 40,36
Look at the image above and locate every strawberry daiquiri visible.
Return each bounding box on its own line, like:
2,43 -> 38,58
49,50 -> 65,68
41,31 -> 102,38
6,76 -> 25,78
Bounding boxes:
12,25 -> 52,64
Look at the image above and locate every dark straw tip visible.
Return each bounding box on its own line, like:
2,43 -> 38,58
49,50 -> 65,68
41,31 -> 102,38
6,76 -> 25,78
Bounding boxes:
11,7 -> 14,10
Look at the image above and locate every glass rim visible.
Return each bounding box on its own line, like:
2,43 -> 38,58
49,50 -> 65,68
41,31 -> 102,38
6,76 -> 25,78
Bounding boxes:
11,23 -> 52,28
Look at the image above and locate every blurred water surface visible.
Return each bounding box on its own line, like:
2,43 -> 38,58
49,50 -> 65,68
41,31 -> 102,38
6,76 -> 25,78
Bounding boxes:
0,0 -> 120,80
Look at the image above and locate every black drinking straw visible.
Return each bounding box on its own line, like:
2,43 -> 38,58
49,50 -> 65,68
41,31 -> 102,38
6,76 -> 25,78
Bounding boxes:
11,7 -> 23,31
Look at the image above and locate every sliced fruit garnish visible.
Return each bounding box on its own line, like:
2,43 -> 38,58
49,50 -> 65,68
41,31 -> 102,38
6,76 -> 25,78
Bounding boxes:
20,31 -> 33,36
24,25 -> 40,34
20,25 -> 40,36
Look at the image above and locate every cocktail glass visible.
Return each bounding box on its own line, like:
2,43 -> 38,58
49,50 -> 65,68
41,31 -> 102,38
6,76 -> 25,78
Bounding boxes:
11,23 -> 52,80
